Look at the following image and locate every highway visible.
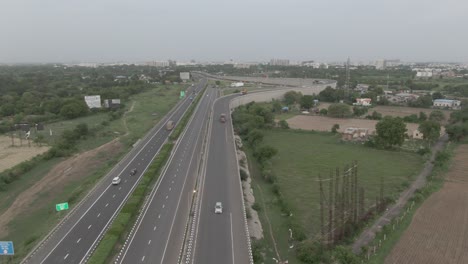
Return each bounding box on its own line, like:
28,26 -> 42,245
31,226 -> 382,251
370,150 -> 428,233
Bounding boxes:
192,94 -> 251,264
117,87 -> 217,264
23,79 -> 206,264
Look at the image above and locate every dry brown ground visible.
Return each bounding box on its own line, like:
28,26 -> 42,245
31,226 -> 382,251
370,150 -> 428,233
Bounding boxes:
385,144 -> 468,264
0,139 -> 124,237
0,136 -> 49,173
286,115 -> 420,135
317,103 -> 452,124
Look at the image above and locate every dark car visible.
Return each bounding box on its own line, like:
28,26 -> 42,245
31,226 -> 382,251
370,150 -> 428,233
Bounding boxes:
130,168 -> 137,176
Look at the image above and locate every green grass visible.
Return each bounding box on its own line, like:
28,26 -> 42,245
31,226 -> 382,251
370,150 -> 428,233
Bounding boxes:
249,129 -> 425,263
265,130 -> 424,235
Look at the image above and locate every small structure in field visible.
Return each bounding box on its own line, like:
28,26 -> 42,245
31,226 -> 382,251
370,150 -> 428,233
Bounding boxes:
342,127 -> 369,141
353,98 -> 372,106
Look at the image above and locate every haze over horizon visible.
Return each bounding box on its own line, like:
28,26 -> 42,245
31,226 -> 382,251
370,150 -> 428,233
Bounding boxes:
1,0 -> 467,63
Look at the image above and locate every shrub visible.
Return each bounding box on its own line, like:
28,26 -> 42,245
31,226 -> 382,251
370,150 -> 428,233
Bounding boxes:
240,169 -> 248,181
252,202 -> 262,212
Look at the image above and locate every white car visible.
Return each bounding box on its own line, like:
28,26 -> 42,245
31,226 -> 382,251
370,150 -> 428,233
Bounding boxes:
112,177 -> 121,185
214,202 -> 223,214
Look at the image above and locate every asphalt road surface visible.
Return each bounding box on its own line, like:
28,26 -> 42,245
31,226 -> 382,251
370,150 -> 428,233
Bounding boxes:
193,94 -> 251,264
117,87 -> 217,264
23,80 -> 206,264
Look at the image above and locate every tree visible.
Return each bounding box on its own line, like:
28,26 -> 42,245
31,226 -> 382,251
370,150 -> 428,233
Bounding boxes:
432,91 -> 444,100
375,116 -> 407,149
328,103 -> 352,118
409,95 -> 433,108
283,91 -> 303,105
60,101 -> 89,119
429,110 -> 445,123
215,80 -> 221,85
300,95 -> 315,109
278,120 -> 289,129
247,129 -> 264,147
320,108 -> 328,115
418,112 -> 427,122
353,106 -> 368,117
419,121 -> 441,143
331,124 -> 340,133
74,123 -> 89,138
254,145 -> 278,164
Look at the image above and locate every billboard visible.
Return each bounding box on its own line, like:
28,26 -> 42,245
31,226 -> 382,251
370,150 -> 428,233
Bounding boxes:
84,95 -> 102,109
180,72 -> 190,80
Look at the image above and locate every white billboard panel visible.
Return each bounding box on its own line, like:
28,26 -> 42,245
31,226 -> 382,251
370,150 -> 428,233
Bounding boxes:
180,72 -> 190,80
84,95 -> 101,109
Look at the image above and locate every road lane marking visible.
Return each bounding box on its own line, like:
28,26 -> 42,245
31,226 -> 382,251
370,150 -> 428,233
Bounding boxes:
158,214 -> 161,219
162,204 -> 165,208
125,180 -> 127,183
230,213 -> 235,264
166,195 -> 168,199
113,194 -> 116,198
142,256 -> 145,261
77,238 -> 81,243
148,240 -> 151,245
154,226 -> 157,231
64,254 -> 69,260
119,187 -> 121,190
105,203 -> 109,207
88,225 -> 92,229
97,213 -> 100,218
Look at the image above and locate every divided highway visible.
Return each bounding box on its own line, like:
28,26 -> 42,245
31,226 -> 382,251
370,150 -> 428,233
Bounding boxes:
23,79 -> 206,264
117,87 -> 217,264
192,94 -> 251,264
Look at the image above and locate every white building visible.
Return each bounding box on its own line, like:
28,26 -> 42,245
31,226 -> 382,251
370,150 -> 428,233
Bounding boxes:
353,98 -> 372,106
433,99 -> 461,109
231,82 -> 244,87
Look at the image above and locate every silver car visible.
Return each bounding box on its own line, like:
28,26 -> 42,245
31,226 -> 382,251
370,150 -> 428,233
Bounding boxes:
214,202 -> 223,214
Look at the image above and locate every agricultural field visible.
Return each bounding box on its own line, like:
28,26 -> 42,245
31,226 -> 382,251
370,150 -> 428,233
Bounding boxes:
0,136 -> 49,173
385,144 -> 468,264
251,130 -> 424,263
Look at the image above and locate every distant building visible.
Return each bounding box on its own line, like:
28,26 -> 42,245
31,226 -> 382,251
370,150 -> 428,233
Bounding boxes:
180,72 -> 190,81
376,59 -> 386,70
416,71 -> 433,78
84,95 -> 102,109
355,84 -> 369,94
103,99 -> 121,109
342,127 -> 369,141
353,98 -> 372,106
145,61 -> 170,67
231,82 -> 244,87
233,63 -> 252,69
433,99 -> 461,109
270,59 -> 290,66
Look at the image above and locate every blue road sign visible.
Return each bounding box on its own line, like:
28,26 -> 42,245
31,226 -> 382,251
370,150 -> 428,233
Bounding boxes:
0,241 -> 14,255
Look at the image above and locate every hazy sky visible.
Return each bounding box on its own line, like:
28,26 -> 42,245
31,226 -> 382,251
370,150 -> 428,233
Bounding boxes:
1,0 -> 467,63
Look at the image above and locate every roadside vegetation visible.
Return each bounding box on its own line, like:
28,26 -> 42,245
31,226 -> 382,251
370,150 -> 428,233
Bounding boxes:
232,101 -> 424,263
0,64 -> 187,263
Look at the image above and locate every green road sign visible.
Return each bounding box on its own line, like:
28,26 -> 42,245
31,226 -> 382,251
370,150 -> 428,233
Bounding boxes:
55,202 -> 69,212
180,91 -> 185,98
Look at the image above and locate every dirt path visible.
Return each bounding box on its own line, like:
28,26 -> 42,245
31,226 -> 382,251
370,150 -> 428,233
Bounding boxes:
351,134 -> 449,254
385,144 -> 468,264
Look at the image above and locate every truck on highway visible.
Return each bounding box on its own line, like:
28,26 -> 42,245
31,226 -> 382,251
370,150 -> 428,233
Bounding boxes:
219,113 -> 226,123
166,120 -> 175,131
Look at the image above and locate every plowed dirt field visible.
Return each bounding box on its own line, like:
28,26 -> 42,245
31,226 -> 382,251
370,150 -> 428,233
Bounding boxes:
385,144 -> 468,264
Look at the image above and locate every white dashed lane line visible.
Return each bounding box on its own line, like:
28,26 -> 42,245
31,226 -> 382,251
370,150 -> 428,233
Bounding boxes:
113,194 -> 115,198
77,238 -> 81,243
64,254 -> 69,260
148,240 -> 151,245
166,196 -> 168,199
162,204 -> 165,208
142,256 -> 145,262
158,214 -> 161,219
153,226 -> 157,231
97,213 -> 101,218
119,187 -> 121,190
88,225 -> 92,229
105,203 -> 109,207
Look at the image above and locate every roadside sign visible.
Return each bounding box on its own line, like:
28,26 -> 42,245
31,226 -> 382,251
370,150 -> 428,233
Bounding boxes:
0,241 -> 14,255
180,91 -> 185,98
55,202 -> 69,212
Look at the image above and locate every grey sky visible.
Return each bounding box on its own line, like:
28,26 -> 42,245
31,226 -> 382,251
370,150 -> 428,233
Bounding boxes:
1,0 -> 467,63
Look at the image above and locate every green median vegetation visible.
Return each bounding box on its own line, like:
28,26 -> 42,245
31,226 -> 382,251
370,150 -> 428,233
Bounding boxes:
88,142 -> 174,264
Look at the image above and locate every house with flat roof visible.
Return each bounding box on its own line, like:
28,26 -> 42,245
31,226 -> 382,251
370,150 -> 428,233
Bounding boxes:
433,99 -> 461,110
